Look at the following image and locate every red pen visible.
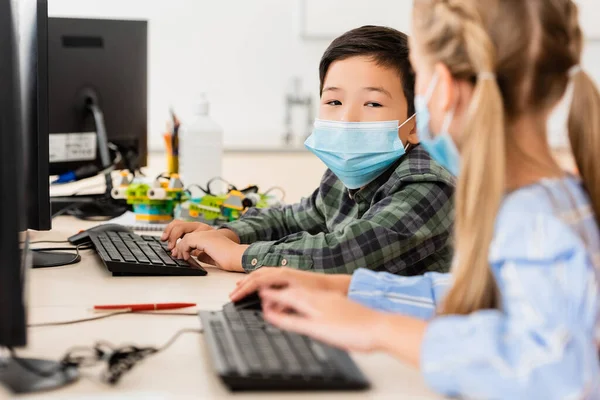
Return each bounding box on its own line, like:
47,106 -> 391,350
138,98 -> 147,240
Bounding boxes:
93,302 -> 196,312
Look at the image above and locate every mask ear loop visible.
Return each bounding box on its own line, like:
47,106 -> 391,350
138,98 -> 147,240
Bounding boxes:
398,113 -> 417,151
424,72 -> 441,103
440,107 -> 456,134
423,70 -> 455,139
440,79 -> 460,141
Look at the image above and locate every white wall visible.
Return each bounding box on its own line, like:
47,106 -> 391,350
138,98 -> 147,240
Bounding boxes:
48,0 -> 600,150
49,0 -> 331,150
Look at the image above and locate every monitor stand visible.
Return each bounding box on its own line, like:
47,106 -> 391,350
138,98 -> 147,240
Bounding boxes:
31,251 -> 81,268
50,100 -> 128,220
0,357 -> 79,394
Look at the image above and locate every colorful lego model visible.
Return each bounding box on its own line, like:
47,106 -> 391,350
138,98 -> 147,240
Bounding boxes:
114,171 -> 286,225
110,171 -> 134,199
220,190 -> 246,221
175,195 -> 226,225
174,189 -> 282,225
112,173 -> 188,224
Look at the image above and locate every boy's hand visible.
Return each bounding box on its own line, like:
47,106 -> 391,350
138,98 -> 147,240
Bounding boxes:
161,220 -> 240,250
174,231 -> 248,272
230,267 -> 352,302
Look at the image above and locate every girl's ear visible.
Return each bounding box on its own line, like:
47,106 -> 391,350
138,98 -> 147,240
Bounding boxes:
434,62 -> 458,114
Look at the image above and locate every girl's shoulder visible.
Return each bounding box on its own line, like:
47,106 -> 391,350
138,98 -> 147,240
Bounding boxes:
491,176 -> 598,266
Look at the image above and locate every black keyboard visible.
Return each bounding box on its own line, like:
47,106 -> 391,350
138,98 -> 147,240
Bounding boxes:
89,231 -> 207,276
199,306 -> 370,391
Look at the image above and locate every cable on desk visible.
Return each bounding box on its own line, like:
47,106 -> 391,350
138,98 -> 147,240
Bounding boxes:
264,186 -> 287,201
29,240 -> 70,245
53,201 -> 128,221
185,183 -> 209,196
28,311 -> 198,328
20,240 -> 72,245
64,202 -> 128,221
51,203 -> 79,219
206,177 -> 237,194
28,311 -> 131,327
7,328 -> 203,385
100,328 -> 203,385
30,243 -> 93,267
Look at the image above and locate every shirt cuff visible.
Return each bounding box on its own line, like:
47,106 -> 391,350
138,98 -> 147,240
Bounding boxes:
348,269 -> 437,319
348,269 -> 388,310
420,316 -> 462,396
241,242 -> 314,272
220,220 -> 259,244
348,268 -> 380,294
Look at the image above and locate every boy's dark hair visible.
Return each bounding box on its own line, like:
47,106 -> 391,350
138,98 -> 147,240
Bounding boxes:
319,25 -> 416,117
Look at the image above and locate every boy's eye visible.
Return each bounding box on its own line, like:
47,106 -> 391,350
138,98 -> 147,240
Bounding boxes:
365,102 -> 383,108
325,100 -> 342,106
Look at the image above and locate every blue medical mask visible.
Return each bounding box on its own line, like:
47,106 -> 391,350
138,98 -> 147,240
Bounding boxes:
415,72 -> 461,176
305,117 -> 415,189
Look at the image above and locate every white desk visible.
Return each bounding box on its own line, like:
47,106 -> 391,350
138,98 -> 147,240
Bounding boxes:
2,216 -> 440,399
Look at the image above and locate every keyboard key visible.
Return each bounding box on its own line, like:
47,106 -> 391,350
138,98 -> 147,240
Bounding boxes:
210,321 -> 237,373
109,252 -> 123,261
269,332 -> 303,376
148,243 -> 177,266
254,329 -> 284,374
307,340 -> 339,379
113,242 -> 136,262
224,309 -> 247,332
286,334 -> 323,376
137,242 -> 164,264
175,259 -> 192,267
159,255 -> 178,266
147,242 -> 161,250
102,242 -> 123,261
92,240 -> 111,261
241,311 -> 264,329
142,235 -> 158,241
125,241 -> 150,263
232,331 -> 264,373
308,341 -> 330,364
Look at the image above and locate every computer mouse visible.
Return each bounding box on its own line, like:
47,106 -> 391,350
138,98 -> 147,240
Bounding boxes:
228,291 -> 262,311
68,223 -> 133,245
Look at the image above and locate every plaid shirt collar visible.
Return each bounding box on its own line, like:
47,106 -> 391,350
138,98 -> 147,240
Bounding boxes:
350,144 -> 452,204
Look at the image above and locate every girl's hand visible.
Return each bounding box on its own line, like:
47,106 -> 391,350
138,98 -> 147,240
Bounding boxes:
230,267 -> 351,302
260,287 -> 386,353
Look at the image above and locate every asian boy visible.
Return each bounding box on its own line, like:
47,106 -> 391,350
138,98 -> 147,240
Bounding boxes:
164,26 -> 455,276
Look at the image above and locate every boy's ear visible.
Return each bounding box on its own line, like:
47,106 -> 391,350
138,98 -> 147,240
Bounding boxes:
405,118 -> 419,145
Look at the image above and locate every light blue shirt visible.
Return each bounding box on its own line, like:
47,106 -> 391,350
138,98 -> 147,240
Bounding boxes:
349,176 -> 600,399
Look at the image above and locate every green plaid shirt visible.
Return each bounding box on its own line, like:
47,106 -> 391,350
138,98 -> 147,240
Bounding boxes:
222,145 -> 455,275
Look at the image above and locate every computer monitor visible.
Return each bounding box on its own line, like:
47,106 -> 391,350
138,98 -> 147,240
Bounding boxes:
0,0 -> 27,350
15,0 -> 72,267
16,0 -> 52,231
0,0 -> 78,393
47,17 -> 148,176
